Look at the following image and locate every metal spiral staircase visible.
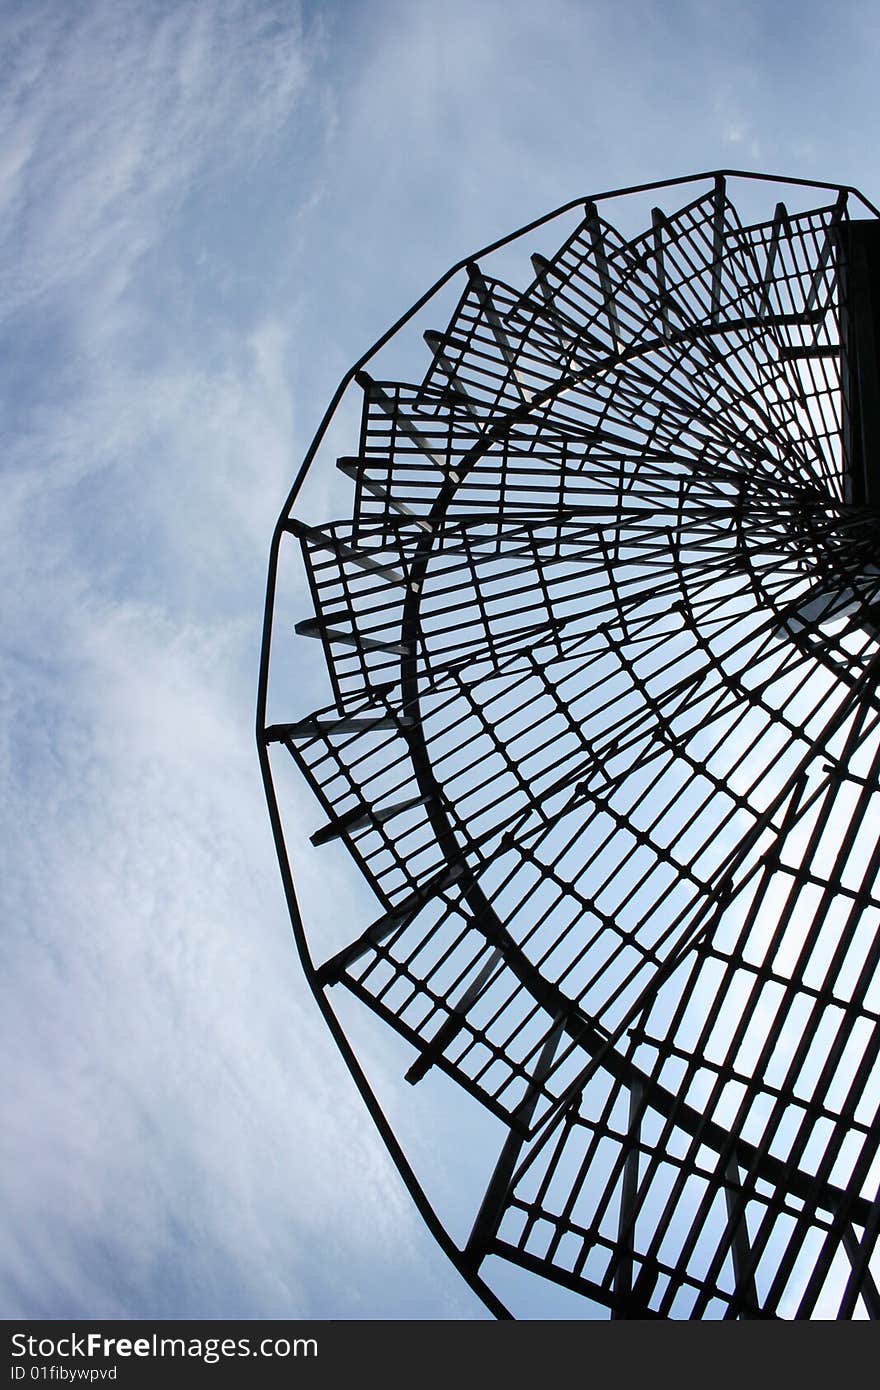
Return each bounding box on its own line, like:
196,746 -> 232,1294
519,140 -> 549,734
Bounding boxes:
258,171 -> 880,1318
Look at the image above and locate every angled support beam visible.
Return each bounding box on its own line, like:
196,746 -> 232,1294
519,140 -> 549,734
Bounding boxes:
612,1079 -> 644,1317
530,252 -> 580,362
284,516 -> 409,586
804,187 -> 848,314
295,615 -> 411,656
463,1018 -> 566,1267
651,208 -> 672,339
724,1157 -> 760,1319
423,330 -> 484,421
315,861 -> 468,985
841,1222 -> 880,1320
265,712 -> 415,743
585,199 -> 622,347
711,174 -> 727,323
405,945 -> 505,1084
467,262 -> 533,401
357,370 -> 461,477
337,456 -> 433,532
310,793 -> 433,848
759,202 -> 789,318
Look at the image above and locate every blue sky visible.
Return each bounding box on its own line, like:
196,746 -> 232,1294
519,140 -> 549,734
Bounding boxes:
4,0 -> 880,1321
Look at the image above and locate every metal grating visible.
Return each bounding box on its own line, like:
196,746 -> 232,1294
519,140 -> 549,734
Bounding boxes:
258,171 -> 880,1318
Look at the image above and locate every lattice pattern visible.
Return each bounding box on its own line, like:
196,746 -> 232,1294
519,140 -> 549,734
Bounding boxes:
261,173 -> 880,1318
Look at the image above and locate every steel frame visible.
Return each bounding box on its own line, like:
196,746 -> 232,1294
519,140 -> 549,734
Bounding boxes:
257,171 -> 880,1318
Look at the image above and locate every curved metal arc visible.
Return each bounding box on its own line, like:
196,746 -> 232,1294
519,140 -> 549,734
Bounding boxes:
388,375 -> 875,1236
255,716 -> 513,1320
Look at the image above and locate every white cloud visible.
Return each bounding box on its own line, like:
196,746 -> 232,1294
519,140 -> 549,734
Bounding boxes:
0,0 -> 309,319
3,589 -> 467,1316
6,0 -> 880,1323
1,0 -> 482,1320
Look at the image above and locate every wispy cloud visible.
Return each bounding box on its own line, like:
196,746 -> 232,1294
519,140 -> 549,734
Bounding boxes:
1,0 -> 481,1319
0,1 -> 308,315
6,0 -> 880,1323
